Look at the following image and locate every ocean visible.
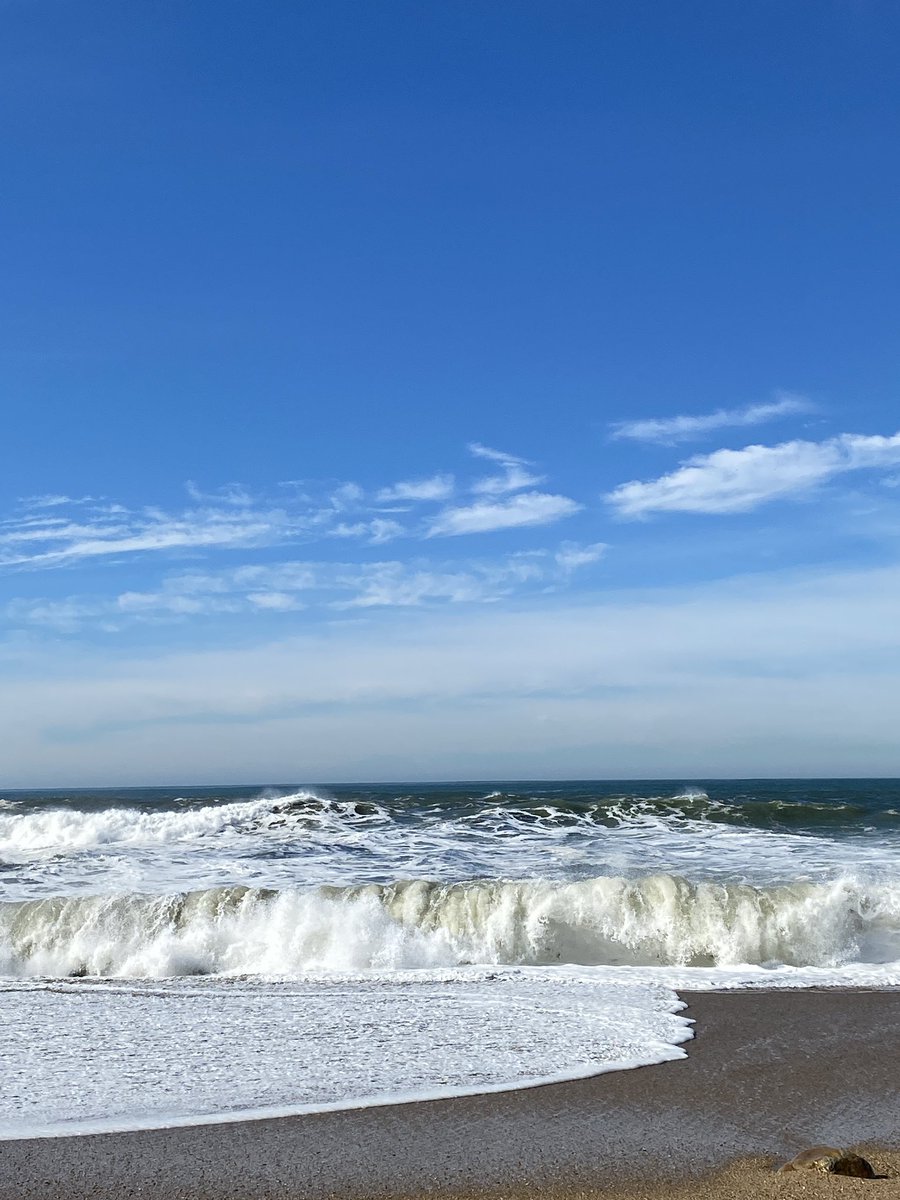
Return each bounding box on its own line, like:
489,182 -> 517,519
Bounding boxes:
2,778 -> 899,1138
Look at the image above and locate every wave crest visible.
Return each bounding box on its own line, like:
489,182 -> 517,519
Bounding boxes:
0,791 -> 387,859
1,873 -> 897,979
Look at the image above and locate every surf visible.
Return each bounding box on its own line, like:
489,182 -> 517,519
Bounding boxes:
2,872 -> 898,978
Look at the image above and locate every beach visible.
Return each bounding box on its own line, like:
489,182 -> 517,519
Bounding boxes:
4,783 -> 900,1193
2,989 -> 900,1200
6,0 -> 900,1190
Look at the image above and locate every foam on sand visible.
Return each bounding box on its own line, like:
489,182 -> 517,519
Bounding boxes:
0,970 -> 692,1138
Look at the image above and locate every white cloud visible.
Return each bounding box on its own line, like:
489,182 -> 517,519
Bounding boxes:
607,431 -> 900,518
337,554 -> 548,609
0,448 -> 577,573
116,591 -> 241,617
472,463 -> 545,496
4,597 -> 106,633
332,518 -> 404,544
0,520 -> 132,547
229,563 -> 318,592
468,443 -> 523,465
555,541 -> 608,571
247,592 -> 303,611
185,481 -> 253,506
4,540 -> 604,632
329,483 -> 365,510
0,486 -> 351,571
468,443 -> 545,495
429,492 -> 581,536
19,494 -> 88,509
0,511 -> 291,567
376,473 -> 454,503
842,432 -> 900,469
610,392 -> 812,444
339,568 -> 491,608
109,565 -> 323,620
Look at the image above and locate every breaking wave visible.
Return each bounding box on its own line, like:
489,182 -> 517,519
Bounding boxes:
2,873 -> 899,979
0,792 -> 386,858
3,786 -> 896,866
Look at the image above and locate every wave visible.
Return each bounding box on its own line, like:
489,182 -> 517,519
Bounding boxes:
3,786 -> 898,865
0,791 -> 387,858
2,873 -> 899,979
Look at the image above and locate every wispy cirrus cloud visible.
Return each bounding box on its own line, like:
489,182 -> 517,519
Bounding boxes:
0,506 -> 297,568
5,539 -> 607,631
332,518 -> 406,544
376,473 -> 454,503
610,392 -> 812,445
335,557 -> 547,609
555,541 -> 607,571
0,482 -> 392,571
429,491 -> 581,537
468,444 -> 520,465
468,443 -> 545,495
19,493 -> 98,509
185,481 -> 253,506
4,597 -> 114,634
0,443 -> 577,574
328,482 -> 365,511
607,431 -> 900,518
116,591 -> 242,617
246,591 -> 304,612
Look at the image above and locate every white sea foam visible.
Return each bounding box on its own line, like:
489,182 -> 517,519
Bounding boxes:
4,789 -> 900,904
0,791 -> 339,856
0,970 -> 692,1138
3,873 -> 900,979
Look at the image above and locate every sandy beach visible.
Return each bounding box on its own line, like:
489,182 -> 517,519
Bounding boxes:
1,989 -> 899,1199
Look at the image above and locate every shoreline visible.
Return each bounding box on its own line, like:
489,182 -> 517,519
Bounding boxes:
2,989 -> 900,1198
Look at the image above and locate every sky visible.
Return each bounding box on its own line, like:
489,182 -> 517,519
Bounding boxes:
3,1 -> 900,785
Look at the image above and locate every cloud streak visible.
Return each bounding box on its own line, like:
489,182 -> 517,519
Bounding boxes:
606,431 -> 900,517
610,393 -> 812,445
555,541 -> 607,571
468,443 -> 545,495
5,540 -> 607,631
429,492 -> 581,536
0,508 -> 296,568
376,473 -> 454,503
0,444 -> 574,572
332,518 -> 405,544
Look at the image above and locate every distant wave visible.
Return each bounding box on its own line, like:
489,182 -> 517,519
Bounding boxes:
3,787 -> 895,866
0,791 -> 388,858
2,872 -> 898,979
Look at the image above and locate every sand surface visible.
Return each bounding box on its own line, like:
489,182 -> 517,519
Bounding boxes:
1,990 -> 899,1199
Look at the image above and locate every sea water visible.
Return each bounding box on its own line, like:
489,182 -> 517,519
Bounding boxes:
1,779 -> 899,1136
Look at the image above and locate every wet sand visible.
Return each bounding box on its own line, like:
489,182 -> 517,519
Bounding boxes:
1,990 -> 899,1199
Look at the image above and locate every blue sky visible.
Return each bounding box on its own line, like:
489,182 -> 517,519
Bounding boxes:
3,1 -> 900,784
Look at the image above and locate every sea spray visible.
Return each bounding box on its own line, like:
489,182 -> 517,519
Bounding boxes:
0,791 -> 350,856
1,873 -> 896,978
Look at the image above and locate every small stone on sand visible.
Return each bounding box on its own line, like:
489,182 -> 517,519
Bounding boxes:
778,1146 -> 876,1178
